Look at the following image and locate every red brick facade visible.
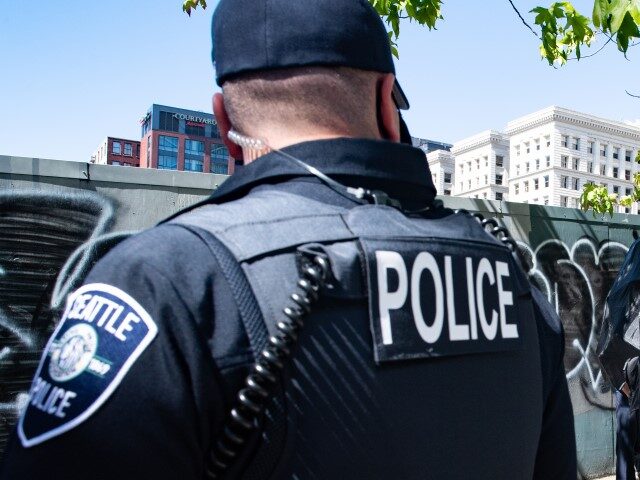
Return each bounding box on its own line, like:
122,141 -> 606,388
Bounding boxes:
105,137 -> 140,167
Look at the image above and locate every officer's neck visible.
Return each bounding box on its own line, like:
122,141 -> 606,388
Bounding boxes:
242,130 -> 382,164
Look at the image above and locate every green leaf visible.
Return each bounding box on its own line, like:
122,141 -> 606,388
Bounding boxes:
609,0 -> 630,33
592,0 -> 609,28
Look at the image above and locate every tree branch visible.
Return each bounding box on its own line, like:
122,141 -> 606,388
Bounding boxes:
507,0 -> 539,38
626,90 -> 640,99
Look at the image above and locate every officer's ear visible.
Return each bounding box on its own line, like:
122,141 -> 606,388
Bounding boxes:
213,93 -> 244,161
377,74 -> 401,143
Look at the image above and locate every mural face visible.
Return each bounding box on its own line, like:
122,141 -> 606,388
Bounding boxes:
519,239 -> 629,413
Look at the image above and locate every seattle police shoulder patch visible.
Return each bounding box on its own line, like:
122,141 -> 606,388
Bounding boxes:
18,283 -> 158,447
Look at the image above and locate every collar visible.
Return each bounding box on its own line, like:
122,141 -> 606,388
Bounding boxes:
210,137 -> 437,207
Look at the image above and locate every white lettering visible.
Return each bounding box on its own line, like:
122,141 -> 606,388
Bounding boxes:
67,294 -> 92,320
465,257 -> 478,340
445,256 -> 469,341
496,261 -> 518,339
410,252 -> 444,343
55,391 -> 77,418
104,305 -> 124,335
376,251 -> 408,345
30,377 -> 77,418
476,258 -> 498,340
114,312 -> 141,341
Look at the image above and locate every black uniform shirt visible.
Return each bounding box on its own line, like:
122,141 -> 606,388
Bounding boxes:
0,138 -> 576,479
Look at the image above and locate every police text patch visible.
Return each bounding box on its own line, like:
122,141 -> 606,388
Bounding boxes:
362,238 -> 522,363
18,283 -> 158,447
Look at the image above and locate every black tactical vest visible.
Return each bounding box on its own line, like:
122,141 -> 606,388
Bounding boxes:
171,188 -> 543,480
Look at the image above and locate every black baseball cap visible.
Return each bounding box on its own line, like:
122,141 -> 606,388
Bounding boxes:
211,0 -> 410,110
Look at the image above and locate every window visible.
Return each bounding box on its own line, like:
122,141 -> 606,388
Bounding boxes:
483,192 -> 487,199
112,141 -> 121,155
572,138 -> 579,150
516,165 -> 520,176
484,175 -> 488,185
496,155 -> 504,167
588,161 -> 593,173
136,144 -> 140,157
562,135 -> 569,148
613,167 -> 619,178
495,192 -> 503,201
627,188 -> 633,196
476,158 -> 480,169
158,135 -> 178,170
626,150 -> 633,162
561,175 -> 569,189
186,123 -> 205,137
561,155 -> 568,168
601,144 -> 607,157
546,137 -> 551,147
443,189 -> 451,195
600,165 -> 606,175
211,145 -> 230,174
184,139 -> 204,172
444,172 -> 451,183
614,185 -> 620,194
613,147 -> 620,160
588,141 -> 594,154
546,155 -> 551,167
468,180 -> 471,189
124,143 -> 132,156
525,142 -> 530,154
544,196 -> 549,205
514,184 -> 519,195
524,181 -> 529,192
496,174 -> 503,185
526,162 -> 530,173
544,175 -> 549,188
535,158 -> 540,170
561,196 -> 569,207
534,178 -> 539,190
159,135 -> 178,152
515,146 -> 520,156
573,177 -> 579,190
626,169 -> 631,181
535,139 -> 541,151
159,111 -> 180,132
484,156 -> 489,167
573,158 -> 579,170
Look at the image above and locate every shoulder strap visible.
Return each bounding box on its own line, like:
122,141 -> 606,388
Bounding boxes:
177,224 -> 269,360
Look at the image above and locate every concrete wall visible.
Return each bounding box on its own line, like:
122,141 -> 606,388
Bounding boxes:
1,156 -> 636,477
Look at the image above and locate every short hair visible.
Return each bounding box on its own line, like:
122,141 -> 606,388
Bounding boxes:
222,66 -> 381,138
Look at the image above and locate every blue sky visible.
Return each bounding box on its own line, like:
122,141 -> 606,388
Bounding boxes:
0,0 -> 638,162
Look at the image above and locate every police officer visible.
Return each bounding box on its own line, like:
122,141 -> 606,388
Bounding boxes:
0,0 -> 577,478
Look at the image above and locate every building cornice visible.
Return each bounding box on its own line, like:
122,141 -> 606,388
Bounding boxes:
451,130 -> 509,155
505,106 -> 640,140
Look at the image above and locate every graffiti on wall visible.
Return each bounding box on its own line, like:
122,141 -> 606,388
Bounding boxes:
519,238 -> 629,413
0,191 -> 115,453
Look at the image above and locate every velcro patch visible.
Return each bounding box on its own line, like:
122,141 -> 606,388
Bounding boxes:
18,283 -> 158,447
362,238 -> 523,364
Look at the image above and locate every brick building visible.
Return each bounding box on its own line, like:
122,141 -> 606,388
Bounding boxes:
91,137 -> 141,167
139,104 -> 234,175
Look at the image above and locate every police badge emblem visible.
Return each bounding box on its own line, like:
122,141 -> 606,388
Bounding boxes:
18,283 -> 158,447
